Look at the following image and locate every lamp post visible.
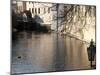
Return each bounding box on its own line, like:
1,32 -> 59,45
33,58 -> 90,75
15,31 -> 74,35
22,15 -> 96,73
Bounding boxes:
87,39 -> 96,69
56,4 -> 59,32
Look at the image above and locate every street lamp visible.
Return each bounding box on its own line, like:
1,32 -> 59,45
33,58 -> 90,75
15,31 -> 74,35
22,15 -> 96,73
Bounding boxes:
87,39 -> 96,69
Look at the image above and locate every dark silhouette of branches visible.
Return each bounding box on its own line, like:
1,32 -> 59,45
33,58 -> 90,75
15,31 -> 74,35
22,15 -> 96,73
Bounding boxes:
49,4 -> 95,39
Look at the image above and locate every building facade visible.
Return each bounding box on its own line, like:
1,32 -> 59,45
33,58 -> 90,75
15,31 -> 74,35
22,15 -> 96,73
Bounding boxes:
12,1 -> 53,29
25,2 -> 53,28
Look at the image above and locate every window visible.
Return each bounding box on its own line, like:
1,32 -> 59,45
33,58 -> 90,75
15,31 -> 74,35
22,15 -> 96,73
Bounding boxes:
35,8 -> 37,14
38,8 -> 40,14
32,8 -> 34,14
48,8 -> 50,13
44,8 -> 46,14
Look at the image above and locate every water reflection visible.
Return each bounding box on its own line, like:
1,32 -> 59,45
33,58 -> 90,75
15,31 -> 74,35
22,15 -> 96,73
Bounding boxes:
11,32 -> 90,74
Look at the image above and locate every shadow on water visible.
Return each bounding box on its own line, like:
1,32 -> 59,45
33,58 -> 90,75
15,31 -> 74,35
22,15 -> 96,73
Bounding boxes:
54,34 -> 66,71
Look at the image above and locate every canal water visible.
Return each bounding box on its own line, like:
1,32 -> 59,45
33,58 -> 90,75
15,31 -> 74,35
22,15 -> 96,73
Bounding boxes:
11,31 -> 90,74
